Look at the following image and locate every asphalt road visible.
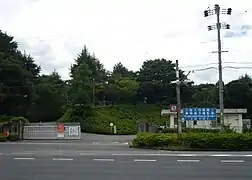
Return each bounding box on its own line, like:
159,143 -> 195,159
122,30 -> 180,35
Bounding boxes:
1,155 -> 252,180
1,133 -> 252,180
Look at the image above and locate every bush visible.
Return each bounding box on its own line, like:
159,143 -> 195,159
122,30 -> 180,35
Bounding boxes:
132,132 -> 252,150
0,134 -> 7,142
10,116 -> 29,125
0,115 -> 15,123
161,128 -> 220,133
7,133 -> 20,141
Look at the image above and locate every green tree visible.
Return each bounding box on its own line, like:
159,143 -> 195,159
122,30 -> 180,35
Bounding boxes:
112,62 -> 135,78
0,31 -> 35,117
27,70 -> 66,122
136,59 -> 183,104
225,74 -> 252,118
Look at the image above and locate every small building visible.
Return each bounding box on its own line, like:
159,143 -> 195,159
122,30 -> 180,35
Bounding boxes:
161,109 -> 247,133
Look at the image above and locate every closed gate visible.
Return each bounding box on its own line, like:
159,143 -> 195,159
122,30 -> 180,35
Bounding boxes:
22,122 -> 81,140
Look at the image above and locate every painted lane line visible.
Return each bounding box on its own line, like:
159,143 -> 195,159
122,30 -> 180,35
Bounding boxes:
112,153 -> 180,156
245,155 -> 252,157
211,154 -> 232,157
177,154 -> 197,157
112,153 -> 147,156
13,157 -> 34,160
52,158 -> 74,161
79,153 -> 97,155
134,159 -> 157,162
221,160 -> 244,163
177,159 -> 200,162
93,159 -> 115,162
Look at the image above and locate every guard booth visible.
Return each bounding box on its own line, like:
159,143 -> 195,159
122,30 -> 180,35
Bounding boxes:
0,120 -> 23,139
22,122 -> 81,140
136,121 -> 157,133
161,108 -> 247,133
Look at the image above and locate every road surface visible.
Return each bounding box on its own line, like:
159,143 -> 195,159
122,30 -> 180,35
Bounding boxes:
1,153 -> 252,180
1,134 -> 252,180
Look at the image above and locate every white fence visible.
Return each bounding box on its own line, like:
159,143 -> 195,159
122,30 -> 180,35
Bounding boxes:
22,122 -> 81,140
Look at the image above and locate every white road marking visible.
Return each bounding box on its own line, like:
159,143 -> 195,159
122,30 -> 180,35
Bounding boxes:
79,152 -> 97,155
177,154 -> 197,157
221,160 -> 244,163
177,159 -> 200,162
112,153 -> 143,156
93,158 -> 115,162
245,155 -> 252,157
211,154 -> 232,157
134,159 -> 157,162
52,158 -> 74,161
11,152 -> 34,155
13,157 -> 34,160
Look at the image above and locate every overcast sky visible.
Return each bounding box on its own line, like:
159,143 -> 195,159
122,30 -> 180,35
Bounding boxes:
0,0 -> 252,84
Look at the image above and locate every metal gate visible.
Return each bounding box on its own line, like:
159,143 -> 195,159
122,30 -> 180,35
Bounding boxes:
22,122 -> 81,140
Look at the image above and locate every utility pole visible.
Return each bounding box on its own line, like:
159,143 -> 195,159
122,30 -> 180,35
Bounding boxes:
204,5 -> 232,130
175,60 -> 182,134
92,78 -> 95,107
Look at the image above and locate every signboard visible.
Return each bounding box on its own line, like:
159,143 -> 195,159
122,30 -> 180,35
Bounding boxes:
57,124 -> 65,138
69,126 -> 79,136
183,108 -> 217,121
170,104 -> 177,112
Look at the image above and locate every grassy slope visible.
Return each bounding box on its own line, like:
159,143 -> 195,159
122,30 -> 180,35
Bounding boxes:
82,105 -> 167,135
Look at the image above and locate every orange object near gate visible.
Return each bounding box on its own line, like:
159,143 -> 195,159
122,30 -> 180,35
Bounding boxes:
4,131 -> 9,137
57,124 -> 64,133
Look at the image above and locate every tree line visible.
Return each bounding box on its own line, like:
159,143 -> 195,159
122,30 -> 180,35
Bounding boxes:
1,30 -> 252,123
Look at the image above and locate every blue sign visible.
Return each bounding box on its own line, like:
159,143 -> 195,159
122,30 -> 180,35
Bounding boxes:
182,108 -> 217,121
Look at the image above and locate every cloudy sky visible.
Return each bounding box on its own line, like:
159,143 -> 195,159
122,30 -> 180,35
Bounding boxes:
0,0 -> 252,84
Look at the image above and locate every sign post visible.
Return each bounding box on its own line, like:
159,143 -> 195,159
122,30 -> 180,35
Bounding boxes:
170,104 -> 177,112
110,123 -> 114,133
69,126 -> 79,136
182,108 -> 217,121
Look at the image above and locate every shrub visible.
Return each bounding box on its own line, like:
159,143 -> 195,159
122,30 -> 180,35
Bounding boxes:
132,132 -> 252,150
161,128 -> 220,133
10,117 -> 29,125
7,133 -> 20,141
0,115 -> 14,123
0,134 -> 7,142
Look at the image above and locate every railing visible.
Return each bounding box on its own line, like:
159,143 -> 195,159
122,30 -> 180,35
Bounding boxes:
22,122 -> 81,140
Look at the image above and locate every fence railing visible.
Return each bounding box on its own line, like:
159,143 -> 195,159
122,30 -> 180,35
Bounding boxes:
22,122 -> 81,140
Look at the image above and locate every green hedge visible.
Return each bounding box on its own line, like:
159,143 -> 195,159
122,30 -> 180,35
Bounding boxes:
10,117 -> 29,125
161,128 -> 220,133
132,133 -> 252,150
7,133 -> 20,141
0,133 -> 20,142
0,135 -> 7,142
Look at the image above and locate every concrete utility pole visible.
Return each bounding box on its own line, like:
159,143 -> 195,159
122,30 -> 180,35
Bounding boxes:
174,60 -> 192,134
204,5 -> 232,130
175,60 -> 182,134
92,78 -> 95,107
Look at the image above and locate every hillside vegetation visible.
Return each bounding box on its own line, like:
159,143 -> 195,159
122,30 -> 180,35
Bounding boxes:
59,105 -> 167,134
1,30 -> 252,136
